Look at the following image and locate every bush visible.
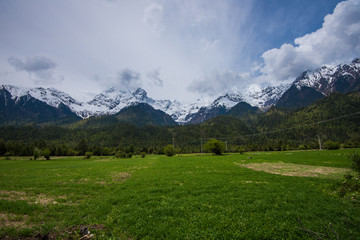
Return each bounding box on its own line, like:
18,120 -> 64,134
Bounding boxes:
332,152 -> 360,206
42,148 -> 51,160
298,144 -> 306,150
115,151 -> 133,159
33,147 -> 42,160
84,152 -> 93,159
164,145 -> 175,157
324,140 -> 340,150
350,151 -> 360,175
204,139 -> 225,155
239,147 -> 245,155
115,151 -> 126,158
140,152 -> 146,158
4,152 -> 12,160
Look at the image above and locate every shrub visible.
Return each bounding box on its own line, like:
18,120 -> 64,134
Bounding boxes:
324,140 -> 340,150
239,147 -> 245,155
204,139 -> 225,155
164,145 -> 175,157
140,152 -> 146,158
33,147 -> 42,160
84,152 -> 93,159
4,152 -> 12,160
350,151 -> 360,175
115,151 -> 133,159
42,148 -> 51,160
298,144 -> 306,150
115,151 -> 126,158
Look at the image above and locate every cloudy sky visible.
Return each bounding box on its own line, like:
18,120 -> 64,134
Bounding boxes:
1,0 -> 359,102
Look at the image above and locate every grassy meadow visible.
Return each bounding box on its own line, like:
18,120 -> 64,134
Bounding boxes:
1,149 -> 360,239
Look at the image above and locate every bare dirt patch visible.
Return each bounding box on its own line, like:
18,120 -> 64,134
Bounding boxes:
234,162 -> 348,177
0,190 -> 65,205
0,212 -> 32,229
0,190 -> 28,201
112,172 -> 131,182
243,180 -> 269,184
94,159 -> 112,162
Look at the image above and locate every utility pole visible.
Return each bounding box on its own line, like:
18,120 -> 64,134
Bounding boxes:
200,138 -> 203,154
318,135 -> 322,150
225,141 -> 228,153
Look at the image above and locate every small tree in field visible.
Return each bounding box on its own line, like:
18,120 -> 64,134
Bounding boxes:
164,145 -> 175,157
84,151 -> 93,159
33,147 -> 42,160
204,139 -> 225,155
42,148 -> 51,160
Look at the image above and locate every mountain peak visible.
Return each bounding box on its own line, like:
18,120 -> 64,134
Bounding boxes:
293,58 -> 360,96
1,84 -> 30,100
352,58 -> 360,64
132,88 -> 148,99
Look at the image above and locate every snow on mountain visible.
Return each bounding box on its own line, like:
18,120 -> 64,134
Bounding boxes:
0,83 -> 291,123
210,92 -> 244,109
293,58 -> 360,95
170,98 -> 213,123
1,84 -> 83,110
3,58 -> 358,124
28,87 -> 83,109
79,87 -> 182,119
2,85 -> 29,99
247,84 -> 290,109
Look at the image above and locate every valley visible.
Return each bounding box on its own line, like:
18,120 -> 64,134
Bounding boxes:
1,150 -> 360,239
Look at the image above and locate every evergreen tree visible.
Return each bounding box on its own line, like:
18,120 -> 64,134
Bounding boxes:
77,138 -> 88,155
0,139 -> 6,156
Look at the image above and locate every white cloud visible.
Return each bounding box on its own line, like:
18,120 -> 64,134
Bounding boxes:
8,56 -> 56,73
147,69 -> 163,87
7,56 -> 63,85
117,68 -> 142,90
188,70 -> 247,96
2,0 -> 357,102
260,0 -> 360,83
143,3 -> 164,34
200,38 -> 220,52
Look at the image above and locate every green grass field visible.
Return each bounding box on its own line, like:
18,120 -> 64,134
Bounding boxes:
1,149 -> 360,239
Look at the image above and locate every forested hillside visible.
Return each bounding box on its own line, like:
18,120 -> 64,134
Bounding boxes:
0,92 -> 359,156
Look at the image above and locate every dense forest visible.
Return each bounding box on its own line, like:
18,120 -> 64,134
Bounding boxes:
1,92 -> 360,156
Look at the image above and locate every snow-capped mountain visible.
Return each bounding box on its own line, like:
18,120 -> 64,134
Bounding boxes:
80,87 -> 183,119
293,58 -> 360,95
3,85 -> 84,111
247,84 -> 291,110
181,84 -> 290,123
0,85 -> 81,125
0,84 -> 184,121
0,83 -> 309,124
1,58 -> 359,125
276,58 -> 360,109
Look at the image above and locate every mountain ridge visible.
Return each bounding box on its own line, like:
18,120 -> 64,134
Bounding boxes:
1,58 -> 360,125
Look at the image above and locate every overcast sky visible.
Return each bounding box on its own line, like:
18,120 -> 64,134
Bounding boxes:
1,0 -> 359,102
